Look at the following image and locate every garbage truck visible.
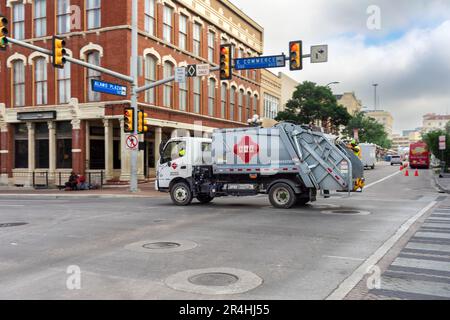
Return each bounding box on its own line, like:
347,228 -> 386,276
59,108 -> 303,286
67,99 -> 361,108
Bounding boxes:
156,122 -> 365,209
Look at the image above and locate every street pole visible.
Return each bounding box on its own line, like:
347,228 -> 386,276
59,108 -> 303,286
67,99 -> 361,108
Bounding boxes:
373,83 -> 378,111
129,0 -> 139,193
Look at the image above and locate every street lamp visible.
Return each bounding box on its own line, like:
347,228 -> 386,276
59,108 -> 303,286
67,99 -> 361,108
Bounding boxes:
373,83 -> 379,110
326,81 -> 340,87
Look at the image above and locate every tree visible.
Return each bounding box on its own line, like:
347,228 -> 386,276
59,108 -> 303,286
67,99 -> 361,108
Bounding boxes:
344,112 -> 392,149
423,130 -> 450,163
276,81 -> 351,134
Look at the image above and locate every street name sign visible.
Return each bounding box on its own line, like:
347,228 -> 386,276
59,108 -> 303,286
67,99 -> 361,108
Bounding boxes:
175,67 -> 186,83
234,55 -> 286,70
91,79 -> 127,96
126,134 -> 139,151
311,45 -> 328,63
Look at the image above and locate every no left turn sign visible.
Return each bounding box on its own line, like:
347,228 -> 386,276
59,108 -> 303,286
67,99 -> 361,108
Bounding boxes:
126,135 -> 139,150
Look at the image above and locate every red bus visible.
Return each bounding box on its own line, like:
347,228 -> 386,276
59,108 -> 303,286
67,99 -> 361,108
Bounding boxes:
409,141 -> 430,169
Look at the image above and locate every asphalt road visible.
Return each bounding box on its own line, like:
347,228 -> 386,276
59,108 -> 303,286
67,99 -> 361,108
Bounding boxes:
0,163 -> 445,299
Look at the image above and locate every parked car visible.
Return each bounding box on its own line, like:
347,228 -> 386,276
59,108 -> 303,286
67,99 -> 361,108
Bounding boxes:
391,155 -> 403,166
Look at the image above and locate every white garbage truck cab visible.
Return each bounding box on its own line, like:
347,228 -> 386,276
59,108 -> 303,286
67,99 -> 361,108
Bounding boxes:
156,122 -> 365,209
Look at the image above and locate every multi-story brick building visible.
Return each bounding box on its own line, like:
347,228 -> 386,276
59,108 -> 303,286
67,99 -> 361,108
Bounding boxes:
0,0 -> 263,186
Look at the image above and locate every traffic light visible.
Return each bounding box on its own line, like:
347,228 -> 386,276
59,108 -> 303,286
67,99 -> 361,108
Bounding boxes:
124,108 -> 134,133
220,44 -> 232,80
289,40 -> 303,71
52,36 -> 67,68
0,15 -> 8,51
137,111 -> 149,134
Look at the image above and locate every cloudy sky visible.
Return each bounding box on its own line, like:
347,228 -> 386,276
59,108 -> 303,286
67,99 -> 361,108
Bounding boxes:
231,0 -> 450,133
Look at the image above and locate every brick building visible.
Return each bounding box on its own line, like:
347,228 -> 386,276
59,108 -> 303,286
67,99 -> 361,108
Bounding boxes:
0,0 -> 263,186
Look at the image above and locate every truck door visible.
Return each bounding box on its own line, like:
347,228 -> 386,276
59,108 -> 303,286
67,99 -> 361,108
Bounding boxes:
158,140 -> 189,189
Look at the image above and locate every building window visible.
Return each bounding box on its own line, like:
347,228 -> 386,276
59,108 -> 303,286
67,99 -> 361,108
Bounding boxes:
208,31 -> 215,62
221,83 -> 227,119
179,15 -> 188,51
35,58 -> 48,105
56,122 -> 72,169
58,63 -> 71,104
87,0 -> 101,30
144,0 -> 155,36
86,51 -> 101,102
12,3 -> 25,40
253,95 -> 258,116
14,124 -> 28,169
13,60 -> 25,107
193,23 -> 202,57
193,77 -> 201,113
238,90 -> 244,122
145,55 -> 157,104
230,86 -> 236,121
34,0 -> 47,38
163,61 -> 174,107
57,0 -> 71,34
35,123 -> 49,169
208,78 -> 216,116
264,93 -> 279,119
179,80 -> 188,111
163,6 -> 173,43
246,92 -> 252,119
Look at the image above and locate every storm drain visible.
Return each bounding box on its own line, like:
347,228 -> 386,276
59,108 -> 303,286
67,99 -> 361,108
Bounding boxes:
0,222 -> 28,228
165,268 -> 263,295
125,240 -> 197,253
321,210 -> 371,216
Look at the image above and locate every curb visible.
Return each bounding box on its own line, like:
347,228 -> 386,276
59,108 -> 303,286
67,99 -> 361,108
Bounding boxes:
0,193 -> 164,200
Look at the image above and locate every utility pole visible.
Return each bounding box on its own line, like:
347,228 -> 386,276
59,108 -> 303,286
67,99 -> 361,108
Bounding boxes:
129,0 -> 139,193
373,83 -> 378,110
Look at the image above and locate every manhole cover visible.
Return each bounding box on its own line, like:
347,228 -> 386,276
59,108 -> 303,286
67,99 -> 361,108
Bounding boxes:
0,222 -> 28,228
189,273 -> 239,286
165,268 -> 263,295
143,242 -> 181,250
125,240 -> 197,253
321,210 -> 371,216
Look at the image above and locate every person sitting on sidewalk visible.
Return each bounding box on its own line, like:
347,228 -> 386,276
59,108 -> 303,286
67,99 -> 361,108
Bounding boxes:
65,172 -> 79,191
77,175 -> 90,191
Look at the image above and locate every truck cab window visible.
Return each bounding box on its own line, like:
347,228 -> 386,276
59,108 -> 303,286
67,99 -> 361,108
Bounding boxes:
201,142 -> 212,164
162,141 -> 186,163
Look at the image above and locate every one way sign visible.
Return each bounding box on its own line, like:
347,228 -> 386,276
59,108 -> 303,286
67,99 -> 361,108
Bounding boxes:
311,45 -> 328,63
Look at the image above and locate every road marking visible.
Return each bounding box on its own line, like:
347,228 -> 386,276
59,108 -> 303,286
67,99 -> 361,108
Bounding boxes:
0,205 -> 25,207
326,200 -> 437,300
323,255 -> 365,262
364,171 -> 402,190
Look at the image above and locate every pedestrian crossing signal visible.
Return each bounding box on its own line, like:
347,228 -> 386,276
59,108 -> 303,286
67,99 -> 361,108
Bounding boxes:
0,16 -> 8,50
220,44 -> 233,80
52,36 -> 67,68
124,108 -> 134,133
138,111 -> 149,134
289,41 -> 303,71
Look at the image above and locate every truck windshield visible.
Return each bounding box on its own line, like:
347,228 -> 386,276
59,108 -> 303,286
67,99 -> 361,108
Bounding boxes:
162,141 -> 186,164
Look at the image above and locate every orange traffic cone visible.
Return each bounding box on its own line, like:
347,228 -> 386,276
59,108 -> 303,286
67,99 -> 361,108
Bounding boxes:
415,169 -> 419,177
405,169 -> 409,177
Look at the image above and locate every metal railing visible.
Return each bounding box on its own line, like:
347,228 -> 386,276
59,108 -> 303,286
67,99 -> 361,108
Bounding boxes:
11,171 -> 104,189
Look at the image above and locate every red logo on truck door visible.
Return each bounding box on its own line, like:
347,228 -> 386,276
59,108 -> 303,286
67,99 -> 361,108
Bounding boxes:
234,136 -> 260,164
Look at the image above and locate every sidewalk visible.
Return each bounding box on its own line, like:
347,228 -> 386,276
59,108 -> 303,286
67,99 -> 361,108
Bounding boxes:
0,181 -> 164,199
433,172 -> 450,194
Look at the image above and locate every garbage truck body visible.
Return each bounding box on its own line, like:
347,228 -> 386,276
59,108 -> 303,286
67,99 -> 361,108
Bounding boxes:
156,122 -> 364,209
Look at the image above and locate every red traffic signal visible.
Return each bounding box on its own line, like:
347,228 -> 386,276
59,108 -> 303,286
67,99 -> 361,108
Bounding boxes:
289,41 -> 303,71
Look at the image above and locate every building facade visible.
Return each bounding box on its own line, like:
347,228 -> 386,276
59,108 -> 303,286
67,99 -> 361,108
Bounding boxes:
335,92 -> 362,116
364,110 -> 394,139
260,69 -> 281,120
422,113 -> 450,133
0,0 -> 263,186
278,72 -> 297,112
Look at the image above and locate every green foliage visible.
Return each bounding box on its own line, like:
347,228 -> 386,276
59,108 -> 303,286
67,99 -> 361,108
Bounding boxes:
422,130 -> 450,163
344,112 -> 392,149
276,81 -> 351,134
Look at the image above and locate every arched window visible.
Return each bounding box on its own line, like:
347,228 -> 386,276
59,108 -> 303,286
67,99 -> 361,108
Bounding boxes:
230,86 -> 236,121
35,58 -> 47,105
13,60 -> 25,107
246,92 -> 252,120
58,62 -> 71,104
163,5 -> 173,43
220,83 -> 227,119
208,78 -> 216,116
163,61 -> 174,107
86,51 -> 101,102
253,95 -> 258,117
193,77 -> 201,113
145,55 -> 157,104
238,89 -> 244,122
179,77 -> 188,111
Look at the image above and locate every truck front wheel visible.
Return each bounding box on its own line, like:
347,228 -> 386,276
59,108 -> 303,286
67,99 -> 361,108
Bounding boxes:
269,183 -> 296,209
170,182 -> 193,206
197,194 -> 214,204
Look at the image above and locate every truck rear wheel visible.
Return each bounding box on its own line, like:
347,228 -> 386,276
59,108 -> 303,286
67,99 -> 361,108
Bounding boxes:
197,194 -> 214,204
170,182 -> 193,206
269,183 -> 296,209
